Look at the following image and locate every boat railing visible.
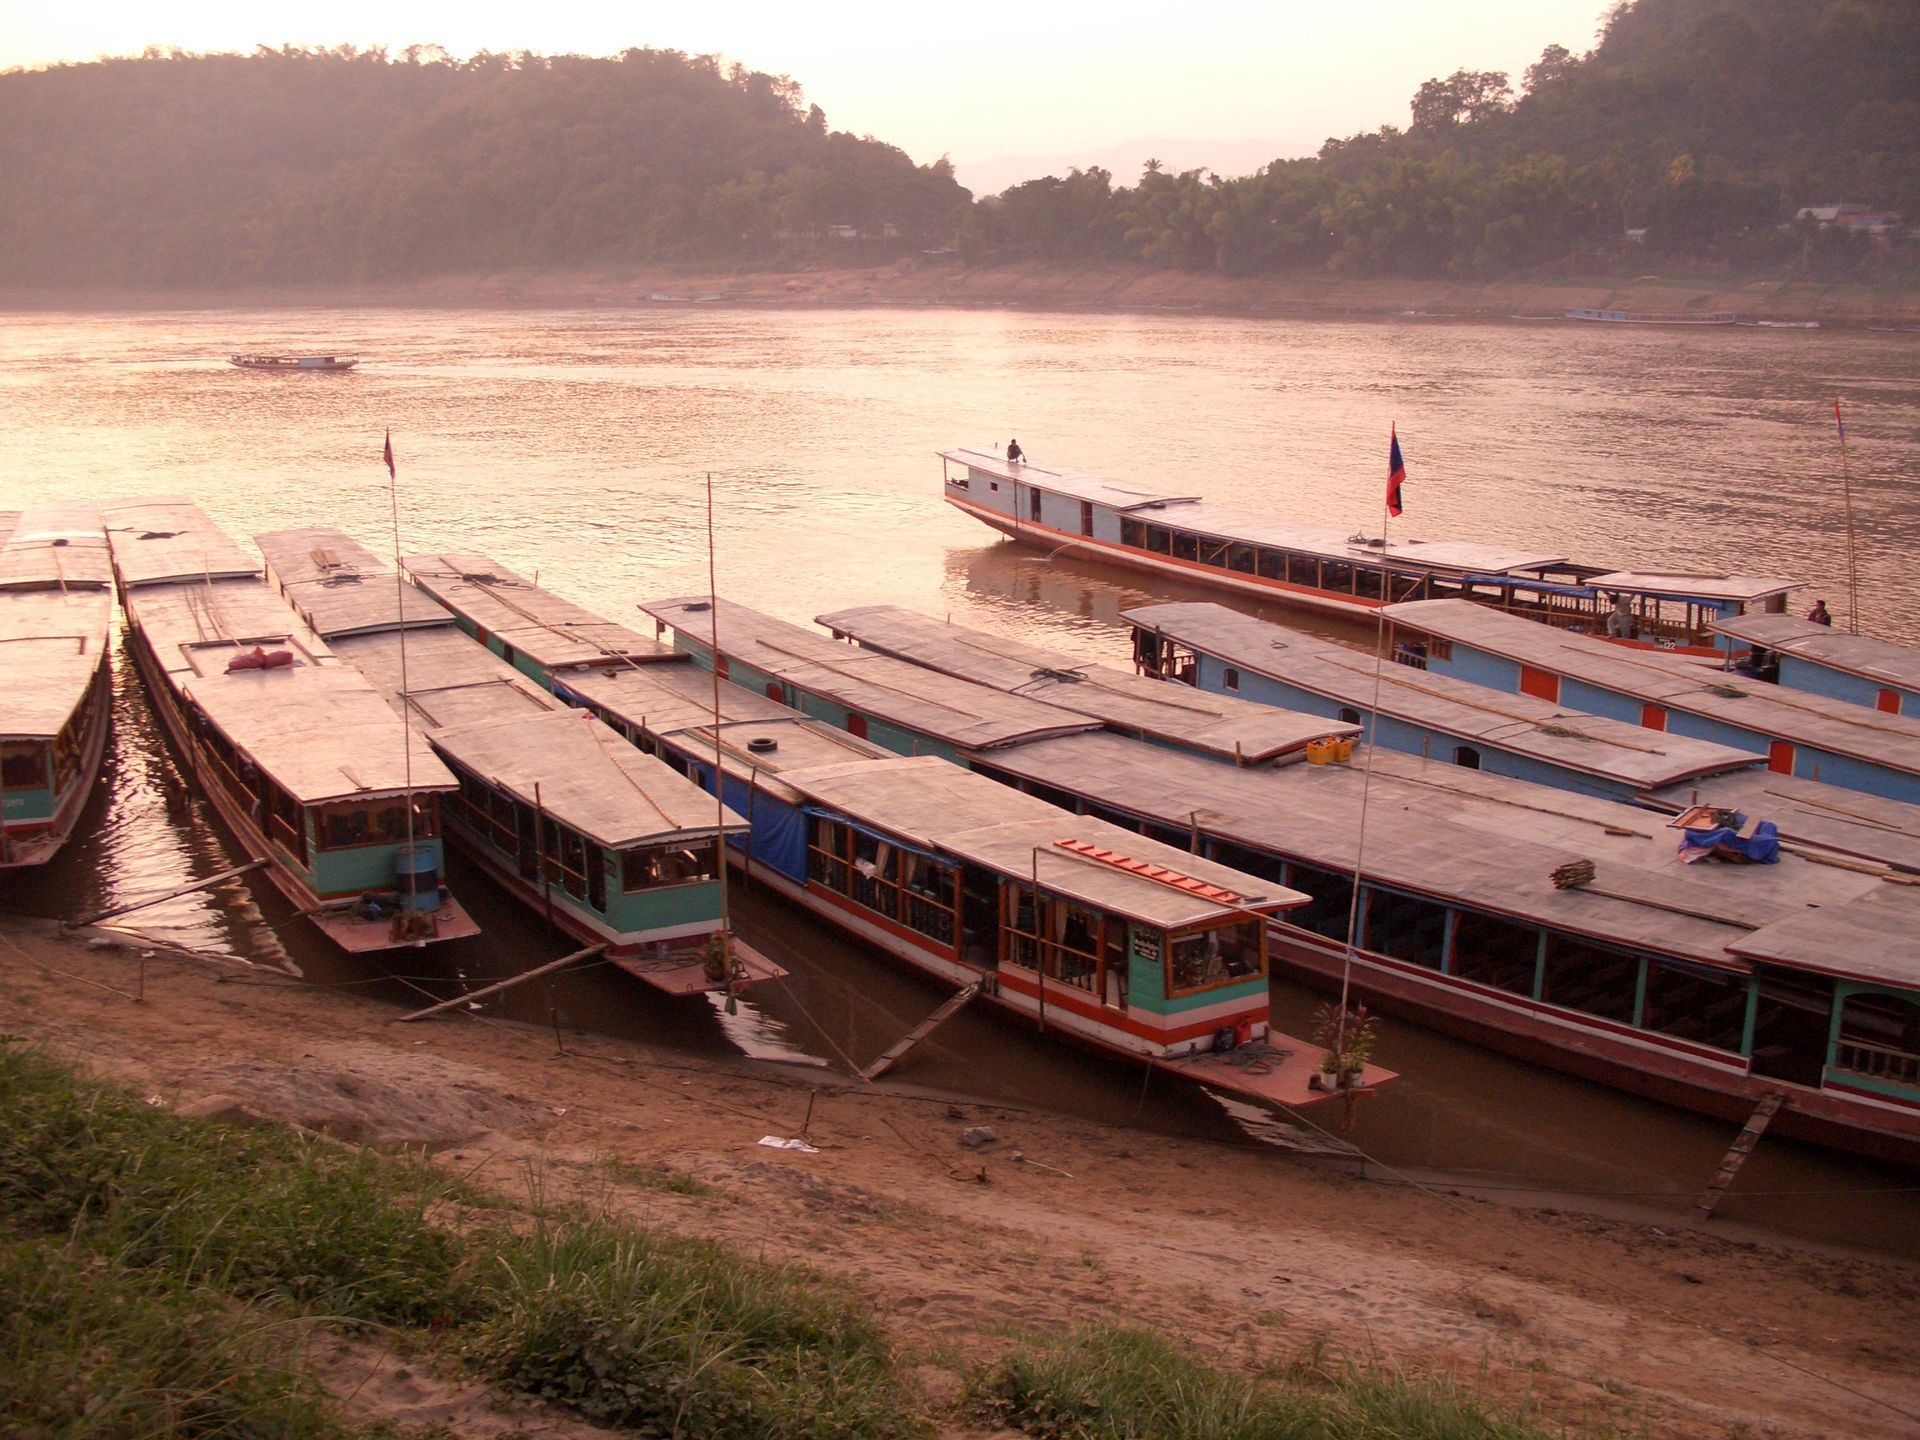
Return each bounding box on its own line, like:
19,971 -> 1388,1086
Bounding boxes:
1834,1039 -> 1920,1087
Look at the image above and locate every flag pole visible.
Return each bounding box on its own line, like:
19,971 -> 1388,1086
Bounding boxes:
1334,425 -> 1401,1073
1835,399 -> 1860,635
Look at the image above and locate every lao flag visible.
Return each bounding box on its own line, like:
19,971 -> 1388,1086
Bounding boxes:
383,429 -> 396,480
1386,426 -> 1406,518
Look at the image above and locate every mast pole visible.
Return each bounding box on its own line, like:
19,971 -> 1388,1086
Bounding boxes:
706,472 -> 737,1014
387,431 -> 420,928
1835,398 -> 1861,635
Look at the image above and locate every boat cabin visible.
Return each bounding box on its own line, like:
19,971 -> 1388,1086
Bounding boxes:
1713,613 -> 1920,718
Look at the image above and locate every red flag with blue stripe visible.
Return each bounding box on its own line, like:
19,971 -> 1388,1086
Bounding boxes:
1386,425 -> 1406,518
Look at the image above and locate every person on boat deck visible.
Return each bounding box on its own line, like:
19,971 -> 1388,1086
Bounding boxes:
1604,593 -> 1636,639
1006,439 -> 1025,463
1807,598 -> 1833,626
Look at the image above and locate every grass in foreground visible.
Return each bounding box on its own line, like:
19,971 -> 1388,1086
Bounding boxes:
967,1326 -> 1609,1440
0,1044 -> 919,1440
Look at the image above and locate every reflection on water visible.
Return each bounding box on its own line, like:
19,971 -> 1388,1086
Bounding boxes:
2,306 -> 1917,1255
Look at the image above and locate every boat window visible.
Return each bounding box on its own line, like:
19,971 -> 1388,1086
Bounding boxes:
1168,920 -> 1263,996
267,781 -> 309,865
1226,542 -> 1257,574
1029,489 -> 1042,522
1352,566 -> 1386,602
1453,746 -> 1481,769
316,798 -> 437,850
1833,990 -> 1920,1092
1171,531 -> 1200,562
1450,910 -> 1539,993
622,839 -> 719,892
1641,959 -> 1747,1052
1286,555 -> 1319,588
1204,839 -> 1287,885
947,475 -> 969,490
1256,548 -> 1286,580
1,742 -> 49,790
1006,894 -> 1104,992
1749,969 -> 1835,1086
1539,934 -> 1641,1023
1277,861 -> 1354,941
542,817 -> 592,901
1338,707 -> 1361,726
806,816 -> 851,892
1145,525 -> 1171,555
1322,562 -> 1354,594
1198,537 -> 1230,570
1223,666 -> 1240,692
1121,518 -> 1147,548
1361,886 -> 1445,969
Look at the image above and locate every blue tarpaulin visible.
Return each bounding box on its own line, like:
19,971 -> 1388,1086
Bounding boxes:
691,763 -> 809,881
1678,818 -> 1780,864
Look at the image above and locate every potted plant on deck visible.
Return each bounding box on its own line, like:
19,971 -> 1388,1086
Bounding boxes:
1310,1001 -> 1377,1090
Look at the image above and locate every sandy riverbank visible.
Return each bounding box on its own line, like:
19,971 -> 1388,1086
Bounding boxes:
9,260 -> 1919,327
2,913 -> 1916,1438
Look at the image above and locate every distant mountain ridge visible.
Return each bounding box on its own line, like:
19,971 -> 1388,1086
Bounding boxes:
0,0 -> 1914,292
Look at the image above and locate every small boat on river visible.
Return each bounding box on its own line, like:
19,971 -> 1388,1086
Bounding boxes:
1,502 -> 113,869
229,353 -> 359,372
100,498 -> 480,953
939,448 -> 1799,657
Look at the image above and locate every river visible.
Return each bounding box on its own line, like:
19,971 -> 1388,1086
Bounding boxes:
3,304 -> 1916,1255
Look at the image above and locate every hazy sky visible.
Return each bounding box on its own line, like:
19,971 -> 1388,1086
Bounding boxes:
1,2 -> 1613,168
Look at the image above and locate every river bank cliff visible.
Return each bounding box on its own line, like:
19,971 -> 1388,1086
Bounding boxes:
4,914 -> 1916,1439
8,260 -> 1918,328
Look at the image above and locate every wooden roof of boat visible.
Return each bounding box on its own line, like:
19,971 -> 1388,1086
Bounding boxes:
1384,599 -> 1920,775
639,596 -> 1106,752
405,553 -> 676,670
0,589 -> 112,740
1586,571 -> 1800,603
1728,900 -> 1919,986
104,520 -> 455,804
814,603 -> 1355,763
774,754 -> 1305,927
941,447 -> 1568,577
0,501 -> 112,590
560,657 -> 798,735
257,528 -> 455,638
1712,613 -> 1920,691
330,624 -> 744,849
102,497 -> 261,588
969,730 -> 1920,983
1123,601 -> 1758,789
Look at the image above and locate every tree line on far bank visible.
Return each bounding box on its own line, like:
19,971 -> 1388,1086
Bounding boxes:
1,0 -> 1914,292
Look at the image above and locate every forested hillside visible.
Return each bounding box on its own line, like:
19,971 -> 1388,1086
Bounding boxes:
0,46 -> 968,286
0,0 -> 1913,292
982,0 -> 1918,279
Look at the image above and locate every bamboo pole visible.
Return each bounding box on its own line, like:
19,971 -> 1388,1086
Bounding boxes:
1835,398 -> 1860,635
395,943 -> 606,1022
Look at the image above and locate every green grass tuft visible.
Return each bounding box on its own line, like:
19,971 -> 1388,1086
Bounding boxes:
465,1209 -> 918,1438
968,1326 -> 1580,1440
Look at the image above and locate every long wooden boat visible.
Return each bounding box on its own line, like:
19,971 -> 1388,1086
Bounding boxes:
100,499 -> 480,953
1383,599 -> 1920,806
1,502 -> 113,868
939,448 -> 1799,656
409,557 -> 1382,1110
255,527 -> 779,995
645,596 -> 1920,1167
229,353 -> 359,372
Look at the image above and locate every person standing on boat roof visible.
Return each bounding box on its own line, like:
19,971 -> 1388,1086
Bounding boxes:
1006,439 -> 1025,464
1807,598 -> 1833,626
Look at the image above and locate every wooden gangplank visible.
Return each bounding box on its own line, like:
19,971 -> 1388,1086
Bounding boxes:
1694,1092 -> 1786,1220
860,982 -> 981,1081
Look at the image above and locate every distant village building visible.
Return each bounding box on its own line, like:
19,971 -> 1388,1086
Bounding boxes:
1796,203 -> 1900,235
